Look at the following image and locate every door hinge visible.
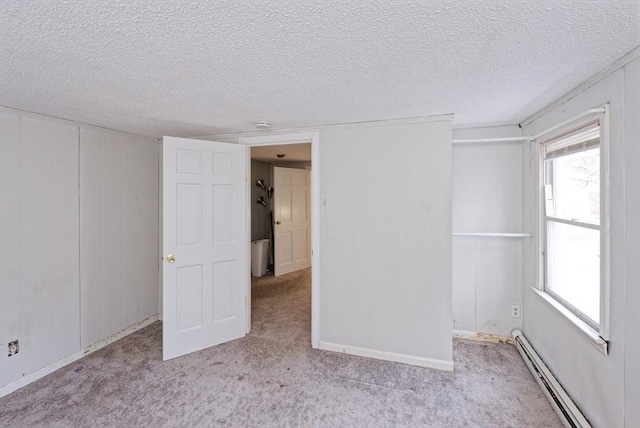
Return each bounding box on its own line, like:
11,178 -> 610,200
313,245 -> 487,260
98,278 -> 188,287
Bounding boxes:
245,173 -> 248,182
245,297 -> 247,306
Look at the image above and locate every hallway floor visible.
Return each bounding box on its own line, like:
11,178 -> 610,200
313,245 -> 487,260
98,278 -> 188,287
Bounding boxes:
0,268 -> 560,427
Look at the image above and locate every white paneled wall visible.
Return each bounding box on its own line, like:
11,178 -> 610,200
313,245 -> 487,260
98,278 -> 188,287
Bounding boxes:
80,128 -> 159,348
0,112 -> 80,387
521,57 -> 639,428
22,117 -> 80,375
622,57 -> 639,428
0,112 -> 22,388
452,125 -> 524,337
0,109 -> 159,391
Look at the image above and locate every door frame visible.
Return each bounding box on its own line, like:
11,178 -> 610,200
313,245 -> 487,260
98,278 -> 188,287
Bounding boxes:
239,132 -> 320,348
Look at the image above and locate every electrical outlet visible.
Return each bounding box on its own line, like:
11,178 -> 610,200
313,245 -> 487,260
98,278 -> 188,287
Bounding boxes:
511,305 -> 521,318
8,340 -> 19,356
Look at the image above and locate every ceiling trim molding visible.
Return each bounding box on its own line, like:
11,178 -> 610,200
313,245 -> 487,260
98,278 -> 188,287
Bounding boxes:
193,114 -> 454,141
239,132 -> 318,146
0,105 -> 158,142
521,45 -> 640,127
452,122 -> 520,131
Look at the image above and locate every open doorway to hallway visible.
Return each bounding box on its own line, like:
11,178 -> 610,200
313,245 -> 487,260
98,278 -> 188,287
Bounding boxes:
250,143 -> 312,278
249,143 -> 312,342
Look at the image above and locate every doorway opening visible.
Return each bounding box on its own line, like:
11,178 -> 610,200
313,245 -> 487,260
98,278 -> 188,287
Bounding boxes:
248,142 -> 313,343
250,143 -> 312,277
241,132 -> 320,348
161,133 -> 319,362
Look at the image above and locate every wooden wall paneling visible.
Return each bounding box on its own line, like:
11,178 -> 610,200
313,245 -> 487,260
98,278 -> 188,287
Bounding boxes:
522,67 -> 629,428
51,122 -> 80,361
20,116 -> 54,375
452,238 -> 476,331
102,134 -> 125,336
475,239 -> 522,336
0,112 -> 22,387
1,109 -> 160,391
452,146 -> 476,332
452,140 -> 523,336
122,135 -> 142,325
623,57 -> 640,428
81,129 -> 159,347
595,67 -> 626,428
80,128 -> 104,347
140,140 -> 159,319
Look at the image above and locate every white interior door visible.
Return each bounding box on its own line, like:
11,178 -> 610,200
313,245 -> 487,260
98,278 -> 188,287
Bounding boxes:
273,167 -> 311,276
162,136 -> 246,361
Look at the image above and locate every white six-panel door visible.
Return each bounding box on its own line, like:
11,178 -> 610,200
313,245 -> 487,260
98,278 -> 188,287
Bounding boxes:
162,137 -> 246,361
273,167 -> 311,276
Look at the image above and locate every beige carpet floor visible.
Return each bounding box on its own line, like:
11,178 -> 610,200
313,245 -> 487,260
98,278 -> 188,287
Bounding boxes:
0,268 -> 561,427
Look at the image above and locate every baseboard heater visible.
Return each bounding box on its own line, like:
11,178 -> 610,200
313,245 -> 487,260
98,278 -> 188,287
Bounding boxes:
511,330 -> 591,428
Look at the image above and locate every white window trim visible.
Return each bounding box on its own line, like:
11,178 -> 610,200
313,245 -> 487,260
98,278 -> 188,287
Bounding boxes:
530,287 -> 608,355
535,104 -> 610,353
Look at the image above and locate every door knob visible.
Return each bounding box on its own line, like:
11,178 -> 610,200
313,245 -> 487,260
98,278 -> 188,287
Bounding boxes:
166,254 -> 176,263
276,221 -> 281,225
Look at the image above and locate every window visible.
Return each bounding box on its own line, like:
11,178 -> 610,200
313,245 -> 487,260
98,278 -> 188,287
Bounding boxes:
541,114 -> 608,339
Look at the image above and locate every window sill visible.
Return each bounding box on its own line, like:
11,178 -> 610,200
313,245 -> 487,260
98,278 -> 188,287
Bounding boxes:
530,287 -> 608,355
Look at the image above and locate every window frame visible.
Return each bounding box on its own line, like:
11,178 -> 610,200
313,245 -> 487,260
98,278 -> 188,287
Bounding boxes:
538,105 -> 610,343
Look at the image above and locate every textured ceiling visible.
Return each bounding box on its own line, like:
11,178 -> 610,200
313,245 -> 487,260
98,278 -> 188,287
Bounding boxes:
1,1 -> 638,138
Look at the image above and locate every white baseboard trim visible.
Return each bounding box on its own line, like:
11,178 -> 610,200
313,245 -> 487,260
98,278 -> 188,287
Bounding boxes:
0,314 -> 158,398
453,329 -> 514,344
318,341 -> 454,371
